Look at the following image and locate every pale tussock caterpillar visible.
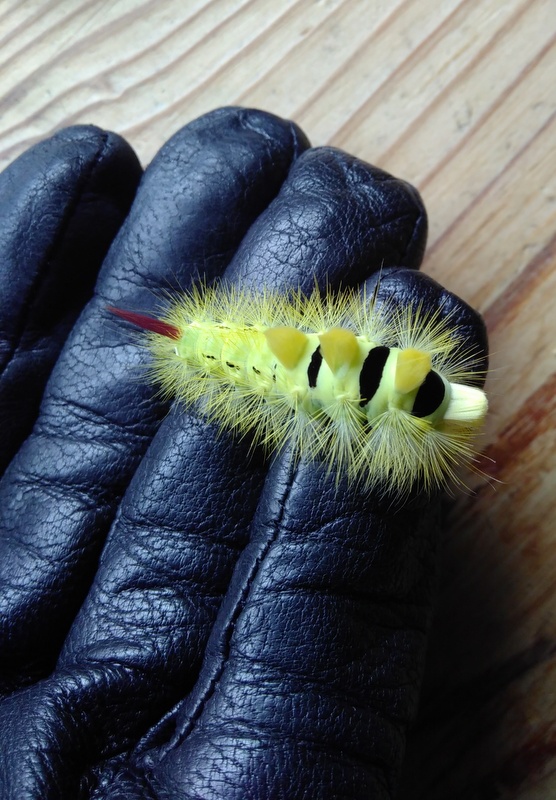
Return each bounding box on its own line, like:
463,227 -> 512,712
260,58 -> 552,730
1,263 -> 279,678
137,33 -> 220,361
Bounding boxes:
110,281 -> 487,498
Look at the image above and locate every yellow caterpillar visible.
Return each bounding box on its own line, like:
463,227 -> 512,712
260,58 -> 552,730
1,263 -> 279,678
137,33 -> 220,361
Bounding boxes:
111,283 -> 487,497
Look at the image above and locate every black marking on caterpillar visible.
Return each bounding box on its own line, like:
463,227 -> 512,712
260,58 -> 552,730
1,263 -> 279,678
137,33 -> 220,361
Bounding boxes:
359,346 -> 390,408
109,283 -> 488,496
307,346 -> 322,388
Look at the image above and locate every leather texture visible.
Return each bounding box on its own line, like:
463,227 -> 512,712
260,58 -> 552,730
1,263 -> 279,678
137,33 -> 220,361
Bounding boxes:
0,108 -> 487,800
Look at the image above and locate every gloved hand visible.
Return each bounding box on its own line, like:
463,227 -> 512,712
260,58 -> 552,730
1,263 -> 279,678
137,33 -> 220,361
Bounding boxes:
0,107 -> 487,800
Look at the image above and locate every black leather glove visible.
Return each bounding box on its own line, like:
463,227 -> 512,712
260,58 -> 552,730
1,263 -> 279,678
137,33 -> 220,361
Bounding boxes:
0,107 -> 487,800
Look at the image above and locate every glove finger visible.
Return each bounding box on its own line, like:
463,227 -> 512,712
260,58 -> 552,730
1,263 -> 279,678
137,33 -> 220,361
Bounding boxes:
0,125 -> 141,476
225,144 -> 427,291
0,107 -> 307,696
127,289 -> 487,795
49,150 -> 427,796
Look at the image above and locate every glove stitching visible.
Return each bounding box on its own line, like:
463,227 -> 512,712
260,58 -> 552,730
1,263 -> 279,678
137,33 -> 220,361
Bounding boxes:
0,132 -> 110,381
159,462 -> 300,756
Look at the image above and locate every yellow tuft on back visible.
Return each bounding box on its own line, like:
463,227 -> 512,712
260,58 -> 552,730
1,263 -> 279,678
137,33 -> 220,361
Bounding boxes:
394,348 -> 432,394
318,327 -> 359,373
264,326 -> 309,370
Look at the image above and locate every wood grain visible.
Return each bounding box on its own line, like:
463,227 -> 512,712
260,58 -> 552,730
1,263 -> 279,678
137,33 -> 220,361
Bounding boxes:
1,0 -> 555,796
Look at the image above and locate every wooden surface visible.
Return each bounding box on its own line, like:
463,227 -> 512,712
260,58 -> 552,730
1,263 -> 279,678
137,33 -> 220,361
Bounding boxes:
1,1 -> 555,797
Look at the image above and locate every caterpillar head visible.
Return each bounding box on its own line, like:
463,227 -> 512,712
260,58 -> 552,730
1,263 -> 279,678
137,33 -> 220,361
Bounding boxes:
382,346 -> 487,432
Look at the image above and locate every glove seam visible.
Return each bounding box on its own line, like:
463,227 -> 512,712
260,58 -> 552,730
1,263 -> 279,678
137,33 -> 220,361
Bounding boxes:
160,463 -> 299,755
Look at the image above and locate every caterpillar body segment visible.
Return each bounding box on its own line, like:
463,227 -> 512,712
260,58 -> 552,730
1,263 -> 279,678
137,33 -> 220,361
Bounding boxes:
111,284 -> 487,496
